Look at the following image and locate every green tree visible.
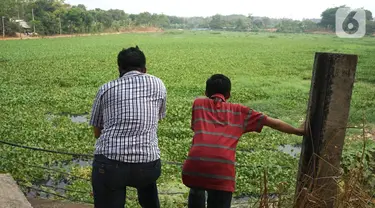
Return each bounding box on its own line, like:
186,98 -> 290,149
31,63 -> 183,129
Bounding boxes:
25,0 -> 66,35
111,20 -> 121,32
262,17 -> 271,28
247,14 -> 255,29
366,20 -> 375,35
91,8 -> 112,28
320,6 -> 343,29
276,19 -> 303,33
320,6 -> 373,31
235,18 -> 249,31
76,4 -> 86,11
168,15 -> 184,28
152,14 -> 169,28
63,6 -> 87,33
0,0 -> 21,36
301,20 -> 319,32
209,14 -> 224,29
0,0 -> 17,18
83,11 -> 94,33
135,12 -> 152,26
365,10 -> 373,20
253,19 -> 264,28
107,9 -> 128,21
0,17 -> 18,36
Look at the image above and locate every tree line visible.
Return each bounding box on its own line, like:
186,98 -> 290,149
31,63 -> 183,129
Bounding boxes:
1,0 -> 374,36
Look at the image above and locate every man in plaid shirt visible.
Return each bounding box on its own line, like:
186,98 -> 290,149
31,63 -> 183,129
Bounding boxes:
90,46 -> 167,208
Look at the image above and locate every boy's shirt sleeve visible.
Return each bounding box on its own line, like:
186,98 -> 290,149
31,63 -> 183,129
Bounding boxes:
191,97 -> 204,131
191,99 -> 196,131
242,107 -> 267,133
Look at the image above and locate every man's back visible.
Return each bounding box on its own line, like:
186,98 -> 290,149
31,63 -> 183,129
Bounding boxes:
90,46 -> 166,208
90,70 -> 167,163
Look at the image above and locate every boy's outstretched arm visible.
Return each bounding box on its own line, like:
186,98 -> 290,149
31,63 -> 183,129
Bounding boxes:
263,117 -> 305,136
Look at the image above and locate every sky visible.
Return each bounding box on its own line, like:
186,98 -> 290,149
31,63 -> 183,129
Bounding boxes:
65,0 -> 375,20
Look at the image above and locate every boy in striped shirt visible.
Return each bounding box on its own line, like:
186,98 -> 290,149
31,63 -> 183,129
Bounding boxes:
182,74 -> 305,208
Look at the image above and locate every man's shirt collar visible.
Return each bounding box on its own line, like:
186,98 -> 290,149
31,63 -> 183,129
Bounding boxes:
120,70 -> 142,78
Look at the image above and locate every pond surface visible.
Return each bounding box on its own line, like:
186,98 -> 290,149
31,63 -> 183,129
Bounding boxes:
238,144 -> 302,159
70,115 -> 88,123
277,144 -> 301,158
26,179 -> 67,198
26,159 -> 92,198
45,112 -> 89,124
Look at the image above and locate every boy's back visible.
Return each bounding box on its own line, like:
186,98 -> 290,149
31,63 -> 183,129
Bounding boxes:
182,93 -> 267,192
182,74 -> 304,208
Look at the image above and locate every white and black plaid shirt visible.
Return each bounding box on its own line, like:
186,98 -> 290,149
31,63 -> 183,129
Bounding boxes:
89,70 -> 167,163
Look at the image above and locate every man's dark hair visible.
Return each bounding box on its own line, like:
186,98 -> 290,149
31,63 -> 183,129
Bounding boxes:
117,45 -> 146,72
205,74 -> 231,97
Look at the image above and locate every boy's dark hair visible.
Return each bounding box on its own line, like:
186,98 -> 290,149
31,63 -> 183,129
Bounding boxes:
205,74 -> 231,97
117,45 -> 146,71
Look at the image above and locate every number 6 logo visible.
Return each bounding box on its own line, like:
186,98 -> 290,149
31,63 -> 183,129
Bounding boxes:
336,7 -> 366,38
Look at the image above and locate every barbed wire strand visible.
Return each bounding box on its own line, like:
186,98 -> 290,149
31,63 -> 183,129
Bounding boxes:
20,181 -> 279,207
1,158 -> 186,195
21,182 -> 293,207
23,182 -> 89,195
0,139 -> 295,169
18,183 -> 270,206
10,160 -> 298,206
19,183 -> 94,205
0,137 -> 299,156
0,139 -> 304,204
0,155 -> 90,181
12,158 -> 375,205
0,155 -> 188,196
0,139 -> 92,157
0,155 -> 187,196
4,155 -> 294,197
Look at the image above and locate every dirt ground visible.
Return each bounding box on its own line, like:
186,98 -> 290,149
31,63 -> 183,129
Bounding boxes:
0,27 -> 163,41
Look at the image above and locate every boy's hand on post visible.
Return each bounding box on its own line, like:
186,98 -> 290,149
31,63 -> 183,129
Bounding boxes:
297,121 -> 307,136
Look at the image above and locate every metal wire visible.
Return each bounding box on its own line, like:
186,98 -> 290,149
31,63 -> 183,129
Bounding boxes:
0,155 -> 90,181
19,183 -> 94,205
0,139 -> 295,169
0,139 -> 92,157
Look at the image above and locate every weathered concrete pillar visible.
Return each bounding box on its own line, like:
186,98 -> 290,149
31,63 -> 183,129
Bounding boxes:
295,52 -> 358,208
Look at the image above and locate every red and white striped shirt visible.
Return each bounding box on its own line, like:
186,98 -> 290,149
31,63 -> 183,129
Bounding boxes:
182,94 -> 267,192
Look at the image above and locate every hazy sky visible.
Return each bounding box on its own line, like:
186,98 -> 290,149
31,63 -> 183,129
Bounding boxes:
65,0 -> 375,20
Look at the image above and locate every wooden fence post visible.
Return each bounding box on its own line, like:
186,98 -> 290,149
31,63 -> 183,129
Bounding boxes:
294,52 -> 358,207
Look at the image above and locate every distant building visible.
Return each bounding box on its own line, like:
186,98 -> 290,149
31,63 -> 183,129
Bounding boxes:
191,28 -> 210,31
264,28 -> 278,32
13,19 -> 31,34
